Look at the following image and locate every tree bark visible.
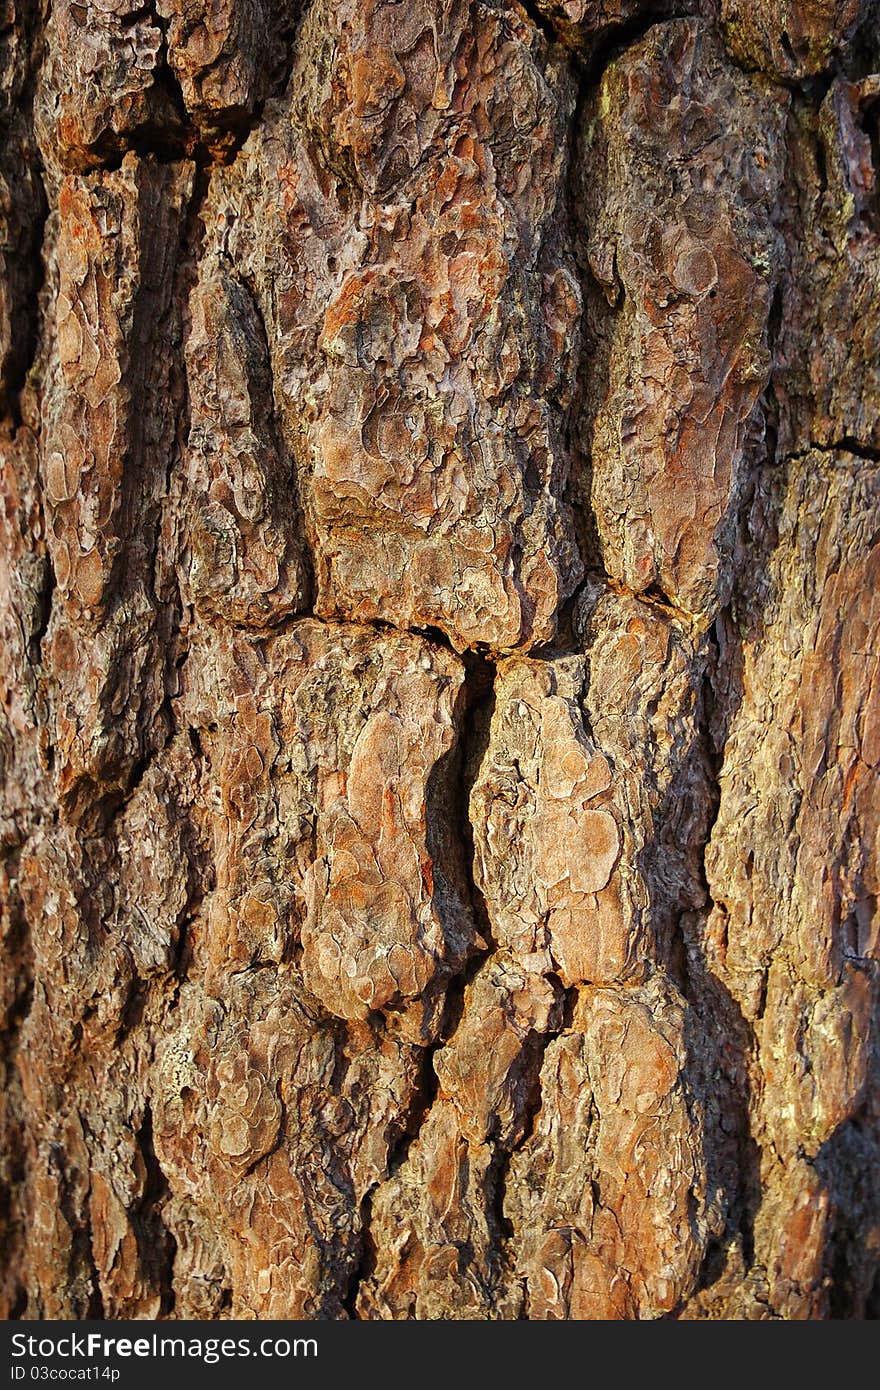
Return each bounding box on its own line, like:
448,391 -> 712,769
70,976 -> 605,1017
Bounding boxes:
2,0 -> 879,1320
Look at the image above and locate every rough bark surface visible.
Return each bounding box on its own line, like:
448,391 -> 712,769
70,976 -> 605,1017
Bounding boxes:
1,0 -> 879,1320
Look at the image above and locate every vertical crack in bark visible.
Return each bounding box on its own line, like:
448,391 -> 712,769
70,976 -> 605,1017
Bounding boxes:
134,1101 -> 177,1316
0,846 -> 34,1317
683,613 -> 763,1291
237,269 -> 317,615
0,0 -> 48,429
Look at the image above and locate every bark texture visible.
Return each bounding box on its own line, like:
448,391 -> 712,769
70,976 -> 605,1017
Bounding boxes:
1,0 -> 880,1320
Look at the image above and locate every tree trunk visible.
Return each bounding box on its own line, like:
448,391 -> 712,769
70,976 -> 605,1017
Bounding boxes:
2,0 -> 879,1321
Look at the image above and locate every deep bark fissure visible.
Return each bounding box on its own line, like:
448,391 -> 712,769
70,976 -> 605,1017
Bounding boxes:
134,1102 -> 177,1316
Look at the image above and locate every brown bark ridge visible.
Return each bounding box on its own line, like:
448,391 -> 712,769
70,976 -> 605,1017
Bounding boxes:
1,0 -> 879,1321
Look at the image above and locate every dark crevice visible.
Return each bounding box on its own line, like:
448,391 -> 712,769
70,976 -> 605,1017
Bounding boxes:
144,1 -> 188,132
411,622 -> 459,655
766,274 -> 786,358
725,43 -> 833,103
90,164 -> 214,836
763,290 -> 785,469
30,552 -> 56,660
486,1149 -> 516,1254
0,846 -> 34,1320
61,99 -> 243,177
802,437 -> 880,464
119,6 -> 153,30
339,1036 -> 440,1315
403,654 -> 496,1124
115,980 -> 149,1046
86,0 -> 306,173
340,1187 -> 376,1319
486,977 -> 573,1292
65,158 -> 212,840
862,93 -> 880,232
134,1102 -> 177,1316
236,268 -> 317,613
276,611 -> 474,660
519,1 -> 705,81
384,1039 -> 443,1187
172,847 -> 209,982
2,181 -> 48,431
678,594 -> 767,1296
340,656 -> 499,1312
189,0 -> 309,166
47,1143 -> 104,1319
575,8 -> 705,91
0,0 -> 49,430
429,653 -> 497,998
812,1092 -> 880,1317
155,160 -> 212,774
7,1287 -> 27,1319
516,0 -> 561,51
633,579 -> 683,616
454,651 -> 497,953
